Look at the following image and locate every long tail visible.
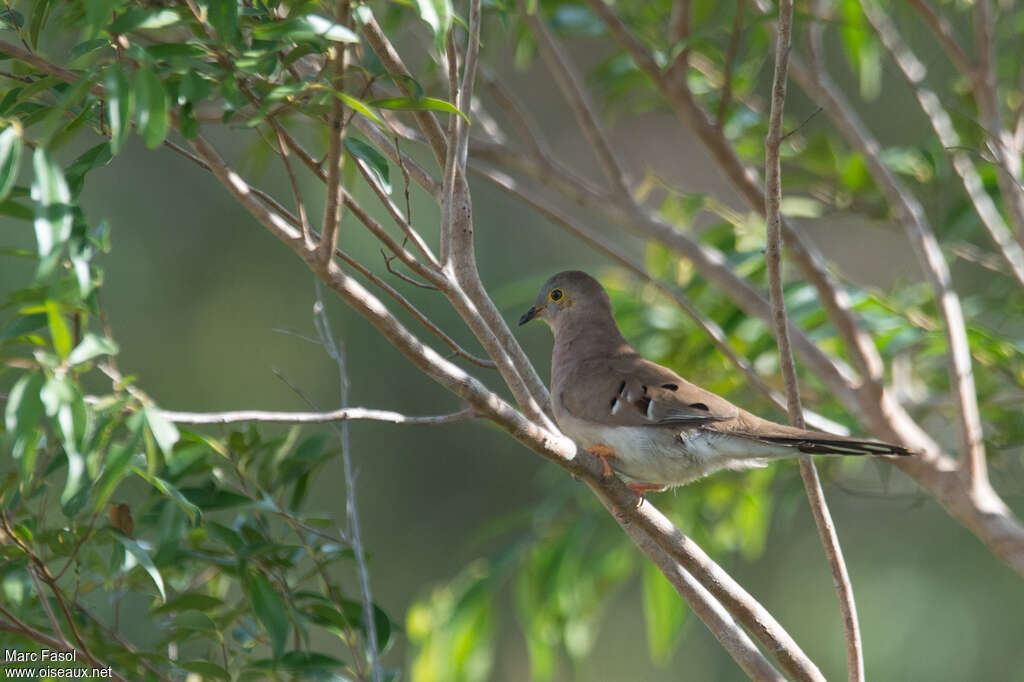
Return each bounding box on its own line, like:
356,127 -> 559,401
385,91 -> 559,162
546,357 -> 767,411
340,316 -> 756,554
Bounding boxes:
737,426 -> 915,456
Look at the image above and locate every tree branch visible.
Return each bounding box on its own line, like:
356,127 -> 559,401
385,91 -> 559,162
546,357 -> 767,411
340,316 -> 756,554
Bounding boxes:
859,0 -> 1024,287
158,406 -> 477,426
785,40 -> 988,492
764,4 -> 864,680
182,123 -> 821,681
523,1 -> 633,201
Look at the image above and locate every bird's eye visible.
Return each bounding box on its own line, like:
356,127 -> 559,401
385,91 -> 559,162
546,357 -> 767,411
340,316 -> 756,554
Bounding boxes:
549,288 -> 564,302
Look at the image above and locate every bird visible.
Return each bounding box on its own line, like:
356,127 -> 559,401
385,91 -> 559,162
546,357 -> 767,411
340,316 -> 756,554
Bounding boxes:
518,270 -> 913,494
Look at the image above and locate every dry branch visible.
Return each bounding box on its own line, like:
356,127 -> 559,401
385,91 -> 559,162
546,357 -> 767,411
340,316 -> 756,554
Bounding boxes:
764,3 -> 864,679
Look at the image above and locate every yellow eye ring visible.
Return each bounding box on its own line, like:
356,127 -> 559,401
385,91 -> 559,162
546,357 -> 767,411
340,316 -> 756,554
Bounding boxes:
549,288 -> 564,302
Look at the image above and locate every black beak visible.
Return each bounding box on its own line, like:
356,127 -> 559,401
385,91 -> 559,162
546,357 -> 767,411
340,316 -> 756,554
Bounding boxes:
518,305 -> 542,326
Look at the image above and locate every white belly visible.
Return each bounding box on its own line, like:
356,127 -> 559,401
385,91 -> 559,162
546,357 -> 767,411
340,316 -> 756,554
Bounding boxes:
557,412 -> 787,487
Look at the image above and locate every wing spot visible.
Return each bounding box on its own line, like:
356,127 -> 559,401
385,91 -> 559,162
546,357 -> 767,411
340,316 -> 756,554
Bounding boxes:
661,383 -> 678,391
689,402 -> 709,411
617,380 -> 626,396
641,385 -> 648,394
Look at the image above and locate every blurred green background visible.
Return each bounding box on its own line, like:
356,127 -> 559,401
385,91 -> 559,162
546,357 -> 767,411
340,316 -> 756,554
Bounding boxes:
4,7 -> 1024,680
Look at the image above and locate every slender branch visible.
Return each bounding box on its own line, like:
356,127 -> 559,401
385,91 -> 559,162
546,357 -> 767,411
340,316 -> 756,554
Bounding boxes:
319,1 -> 351,264
905,0 -> 973,79
361,16 -> 448,166
971,0 -> 1024,248
764,4 -> 864,681
158,406 -> 477,425
352,115 -> 441,198
274,127 -> 313,246
27,566 -> 71,650
312,282 -> 382,682
582,0 -> 887,392
593,494 -> 786,682
785,40 -> 989,491
716,0 -> 745,127
859,0 -> 1024,287
183,125 -> 820,681
522,0 -> 632,201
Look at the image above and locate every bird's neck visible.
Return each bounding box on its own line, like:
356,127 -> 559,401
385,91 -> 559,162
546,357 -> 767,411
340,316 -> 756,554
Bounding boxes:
551,314 -> 632,387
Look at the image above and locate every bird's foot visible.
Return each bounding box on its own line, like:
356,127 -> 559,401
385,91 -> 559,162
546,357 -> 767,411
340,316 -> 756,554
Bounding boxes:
623,482 -> 662,512
587,444 -> 617,479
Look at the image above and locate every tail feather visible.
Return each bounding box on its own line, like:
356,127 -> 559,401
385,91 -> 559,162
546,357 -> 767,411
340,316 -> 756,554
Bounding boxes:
752,433 -> 914,457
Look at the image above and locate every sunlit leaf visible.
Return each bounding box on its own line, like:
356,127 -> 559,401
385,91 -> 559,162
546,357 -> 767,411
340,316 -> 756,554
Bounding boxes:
369,96 -> 469,122
109,8 -> 181,33
0,126 -> 23,201
105,67 -> 132,155
345,137 -> 390,194
30,147 -> 72,263
413,0 -> 453,49
134,68 -> 169,149
252,15 -> 359,43
67,333 -> 119,366
116,534 -> 167,602
144,407 -> 180,457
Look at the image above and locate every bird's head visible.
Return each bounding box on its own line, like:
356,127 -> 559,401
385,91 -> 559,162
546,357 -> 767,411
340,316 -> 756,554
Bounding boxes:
518,270 -> 615,335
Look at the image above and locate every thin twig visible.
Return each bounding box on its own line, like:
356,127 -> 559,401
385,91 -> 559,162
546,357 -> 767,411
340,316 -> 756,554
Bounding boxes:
784,30 -> 989,492
764,4 -> 864,681
523,0 -> 632,201
158,406 -> 477,425
716,0 -> 745,127
859,0 -> 1024,287
319,1 -> 351,264
312,281 -> 382,682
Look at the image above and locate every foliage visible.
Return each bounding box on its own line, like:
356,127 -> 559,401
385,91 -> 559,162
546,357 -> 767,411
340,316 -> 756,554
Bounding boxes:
1,0 -> 1023,679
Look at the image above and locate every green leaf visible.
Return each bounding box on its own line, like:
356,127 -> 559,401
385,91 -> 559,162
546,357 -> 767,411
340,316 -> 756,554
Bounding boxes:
207,0 -> 241,47
179,71 -> 211,104
0,126 -> 23,201
0,8 -> 23,30
178,661 -> 228,680
65,143 -> 113,197
369,96 -> 469,122
104,66 -> 133,156
27,0 -> 53,49
345,137 -> 390,194
30,147 -> 72,262
138,472 -> 201,524
303,14 -> 359,42
67,332 -> 119,366
641,559 -> 687,666
333,92 -> 384,126
252,15 -> 359,43
116,534 -> 167,602
70,38 -> 110,62
134,68 -> 169,149
0,313 -> 46,345
245,572 -> 289,659
4,372 -> 44,471
58,396 -> 90,514
144,407 -> 179,457
92,413 -> 144,513
109,8 -> 181,33
414,0 -> 453,49
45,301 -> 72,358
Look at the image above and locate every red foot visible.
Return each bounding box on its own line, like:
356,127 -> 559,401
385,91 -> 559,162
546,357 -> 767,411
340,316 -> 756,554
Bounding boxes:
587,444 -> 617,478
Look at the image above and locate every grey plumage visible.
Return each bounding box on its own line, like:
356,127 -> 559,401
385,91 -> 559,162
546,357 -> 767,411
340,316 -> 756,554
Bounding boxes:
520,270 -> 913,490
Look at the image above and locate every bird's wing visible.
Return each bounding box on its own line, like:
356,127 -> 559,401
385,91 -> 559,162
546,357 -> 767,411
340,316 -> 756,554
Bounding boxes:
560,354 -> 739,427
